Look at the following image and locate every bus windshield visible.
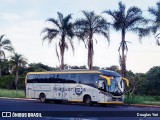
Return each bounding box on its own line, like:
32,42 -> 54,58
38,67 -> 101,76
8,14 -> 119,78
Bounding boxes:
99,76 -> 124,95
109,76 -> 124,93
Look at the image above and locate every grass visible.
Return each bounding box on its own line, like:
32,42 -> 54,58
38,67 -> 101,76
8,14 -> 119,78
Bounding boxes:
0,89 -> 25,98
124,95 -> 160,105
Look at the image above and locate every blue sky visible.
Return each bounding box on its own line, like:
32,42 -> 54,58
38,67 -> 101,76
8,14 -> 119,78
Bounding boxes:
0,0 -> 160,73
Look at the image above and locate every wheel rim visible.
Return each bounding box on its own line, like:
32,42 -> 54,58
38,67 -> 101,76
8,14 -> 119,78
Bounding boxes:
40,94 -> 45,102
85,97 -> 91,104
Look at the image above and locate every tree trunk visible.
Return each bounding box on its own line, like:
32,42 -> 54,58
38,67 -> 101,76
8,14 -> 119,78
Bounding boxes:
121,29 -> 126,77
88,33 -> 93,70
60,50 -> 64,70
15,69 -> 19,90
60,35 -> 65,70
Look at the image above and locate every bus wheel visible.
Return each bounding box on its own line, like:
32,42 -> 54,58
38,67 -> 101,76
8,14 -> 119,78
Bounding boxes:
84,95 -> 92,106
39,93 -> 47,103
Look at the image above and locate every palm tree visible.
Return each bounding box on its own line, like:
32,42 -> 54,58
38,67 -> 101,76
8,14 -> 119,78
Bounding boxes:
74,11 -> 110,69
148,1 -> 160,45
103,2 -> 148,77
0,34 -> 14,77
9,53 -> 27,90
42,12 -> 74,70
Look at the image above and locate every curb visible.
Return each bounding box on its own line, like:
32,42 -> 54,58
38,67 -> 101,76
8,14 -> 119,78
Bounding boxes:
0,97 -> 36,101
127,104 -> 160,108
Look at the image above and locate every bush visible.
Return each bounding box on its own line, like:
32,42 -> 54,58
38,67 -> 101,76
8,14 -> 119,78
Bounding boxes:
146,66 -> 160,95
0,75 -> 15,89
124,95 -> 160,104
0,75 -> 25,90
18,76 -> 25,90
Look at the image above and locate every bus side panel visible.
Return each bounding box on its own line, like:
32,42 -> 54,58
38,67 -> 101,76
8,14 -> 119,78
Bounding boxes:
98,92 -> 105,103
26,83 -> 34,98
34,83 -> 52,99
80,84 -> 108,103
53,83 -> 63,100
63,83 -> 79,101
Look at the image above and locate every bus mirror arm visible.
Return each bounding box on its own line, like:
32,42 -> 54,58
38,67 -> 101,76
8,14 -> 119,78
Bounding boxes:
122,77 -> 129,87
99,75 -> 111,86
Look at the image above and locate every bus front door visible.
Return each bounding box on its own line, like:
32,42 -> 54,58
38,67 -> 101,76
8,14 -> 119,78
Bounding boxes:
98,80 -> 105,103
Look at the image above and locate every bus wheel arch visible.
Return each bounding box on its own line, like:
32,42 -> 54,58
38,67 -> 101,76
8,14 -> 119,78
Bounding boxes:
83,94 -> 92,106
39,93 -> 48,103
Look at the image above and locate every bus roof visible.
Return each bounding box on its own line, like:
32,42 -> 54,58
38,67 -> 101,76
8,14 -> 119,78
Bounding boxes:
27,70 -> 101,75
100,69 -> 121,77
27,69 -> 121,77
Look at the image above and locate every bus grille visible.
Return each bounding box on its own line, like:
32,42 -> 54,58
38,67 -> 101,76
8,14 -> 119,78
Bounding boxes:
112,97 -> 122,101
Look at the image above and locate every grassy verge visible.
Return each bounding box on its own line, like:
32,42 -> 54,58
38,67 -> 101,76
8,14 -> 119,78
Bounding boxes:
0,89 -> 25,98
124,95 -> 160,106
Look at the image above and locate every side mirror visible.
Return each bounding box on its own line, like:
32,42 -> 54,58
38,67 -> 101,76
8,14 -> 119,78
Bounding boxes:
122,77 -> 129,87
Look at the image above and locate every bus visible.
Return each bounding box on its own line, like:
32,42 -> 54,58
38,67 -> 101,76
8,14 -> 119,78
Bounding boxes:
25,69 -> 129,105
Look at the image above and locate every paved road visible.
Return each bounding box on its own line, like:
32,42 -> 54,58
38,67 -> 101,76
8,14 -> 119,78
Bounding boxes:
0,98 -> 160,120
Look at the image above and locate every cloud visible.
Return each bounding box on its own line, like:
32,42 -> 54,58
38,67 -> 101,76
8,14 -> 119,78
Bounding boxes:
1,13 -> 22,21
5,0 -> 18,3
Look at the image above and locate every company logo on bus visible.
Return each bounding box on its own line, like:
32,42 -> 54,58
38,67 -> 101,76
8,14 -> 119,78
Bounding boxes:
75,85 -> 85,96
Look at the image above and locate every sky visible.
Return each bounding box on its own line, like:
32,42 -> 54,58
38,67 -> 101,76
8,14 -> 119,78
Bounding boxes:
0,0 -> 160,73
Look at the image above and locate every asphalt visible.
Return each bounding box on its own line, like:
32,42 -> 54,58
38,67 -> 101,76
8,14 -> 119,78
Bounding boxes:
0,98 -> 160,120
1,97 -> 160,108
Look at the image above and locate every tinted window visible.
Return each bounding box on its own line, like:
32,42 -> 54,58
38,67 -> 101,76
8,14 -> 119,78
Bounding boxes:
66,74 -> 77,83
71,74 -> 76,79
79,74 -> 98,87
28,73 -> 95,84
57,74 -> 68,83
27,74 -> 56,83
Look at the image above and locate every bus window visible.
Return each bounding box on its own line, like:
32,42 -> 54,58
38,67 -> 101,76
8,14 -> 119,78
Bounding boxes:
98,79 -> 107,92
71,74 -> 76,79
79,74 -> 97,87
27,74 -> 38,83
67,74 -> 77,83
27,74 -> 32,83
48,74 -> 55,83
93,75 -> 99,87
57,74 -> 68,83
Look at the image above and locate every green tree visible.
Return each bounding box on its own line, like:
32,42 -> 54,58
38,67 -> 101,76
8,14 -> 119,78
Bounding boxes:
134,73 -> 147,95
9,53 -> 27,90
0,35 -> 14,77
148,1 -> 160,45
28,63 -> 53,72
104,2 -> 148,77
1,59 -> 10,76
42,12 -> 74,70
102,65 -> 120,72
74,11 -> 110,70
125,71 -> 147,95
146,66 -> 160,95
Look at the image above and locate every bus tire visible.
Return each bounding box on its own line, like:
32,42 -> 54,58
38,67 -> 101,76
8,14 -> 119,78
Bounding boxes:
39,93 -> 47,103
83,95 -> 92,106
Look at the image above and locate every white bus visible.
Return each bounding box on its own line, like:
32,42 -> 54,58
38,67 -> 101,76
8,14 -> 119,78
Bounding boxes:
25,69 -> 129,105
